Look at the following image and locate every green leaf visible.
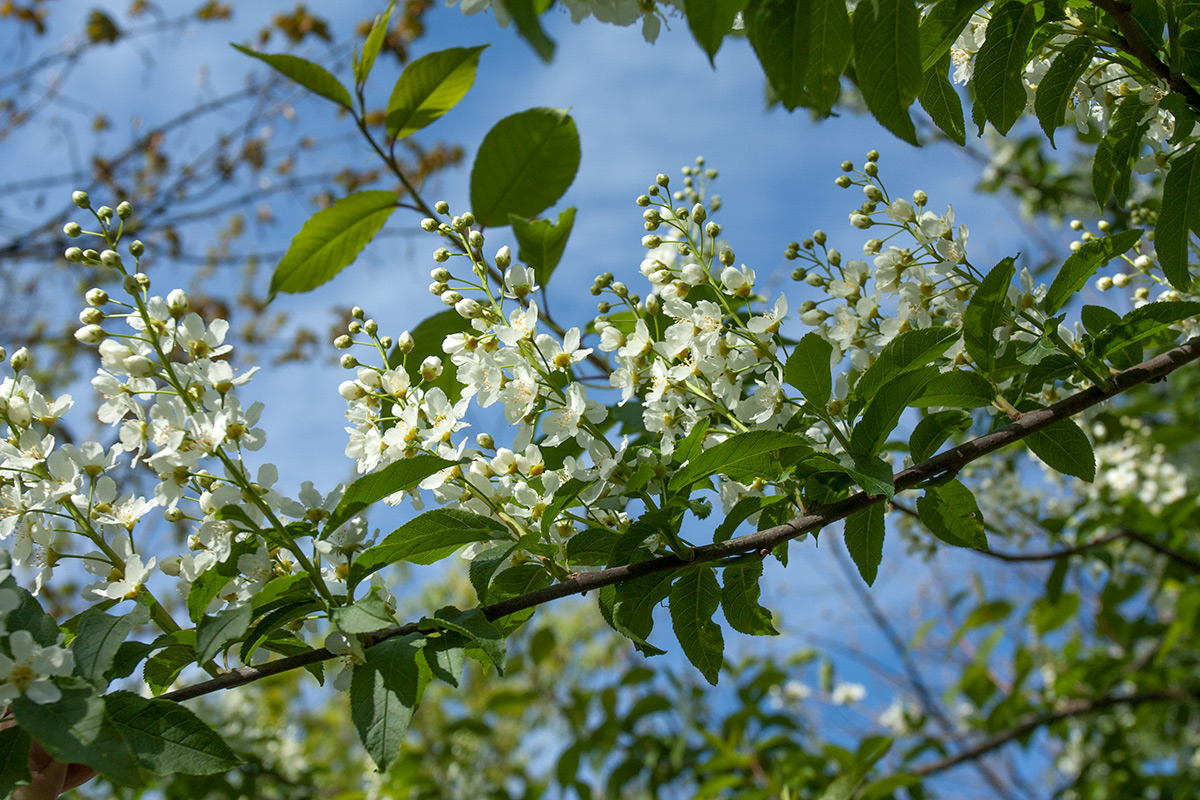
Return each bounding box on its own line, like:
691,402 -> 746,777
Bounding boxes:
363,632 -> 429,706
385,45 -> 487,139
240,599 -> 320,663
1156,147 -> 1200,290
848,366 -> 938,456
720,560 -> 779,636
852,0 -> 922,144
713,495 -> 792,542
0,725 -> 31,797
952,599 -> 1012,643
972,1 -> 1037,134
72,605 -> 146,687
196,604 -> 252,664
669,567 -> 725,685
351,661 -> 413,772
468,543 -> 518,603
509,206 -> 576,287
909,370 -> 995,408
802,452 -> 895,499
917,479 -> 988,550
612,571 -> 675,657
1026,418 -> 1096,482
355,0 -> 393,87
1092,96 -> 1150,208
1,580 -> 58,647
843,502 -> 886,586
420,607 -> 506,675
1034,37 -> 1093,146
803,0 -> 854,113
392,308 -> 474,402
331,586 -> 397,634
1131,0 -> 1165,47
425,633 -> 467,687
105,691 -> 241,775
269,191 -> 397,298
1080,304 -> 1120,336
785,332 -> 833,406
351,508 -> 504,588
470,107 -> 580,228
506,0 -> 556,61
745,0 -> 809,110
1094,301 -> 1200,360
963,256 -> 1016,372
487,564 -> 552,634
566,528 -> 618,567
852,325 -> 959,409
1043,228 -> 1144,315
670,430 -> 812,492
919,54 -> 966,145
684,0 -> 746,63
12,682 -> 143,786
919,0 -> 987,70
231,44 -> 352,110
909,408 -> 972,461
143,645 -> 194,696
325,454 -> 456,535
1030,592 -> 1081,635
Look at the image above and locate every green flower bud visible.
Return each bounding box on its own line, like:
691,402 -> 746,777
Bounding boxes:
841,161 -> 853,172
334,334 -> 353,349
129,240 -> 144,257
913,190 -> 927,206
867,149 -> 880,162
65,247 -> 84,263
96,205 -> 113,221
348,320 -> 363,334
476,432 -> 494,449
72,190 -> 90,208
864,162 -> 878,177
167,288 -> 189,317
74,324 -> 106,345
864,185 -> 883,201
340,354 -> 358,369
656,173 -> 669,187
496,245 -> 511,268
63,221 -> 82,238
398,331 -> 415,353
719,248 -> 735,266
421,218 -> 438,232
636,194 -> 651,206
835,175 -> 851,188
79,307 -> 104,325
468,230 -> 484,249
364,319 -> 378,335
433,248 -> 450,262
85,288 -> 108,306
827,248 -> 841,266
100,249 -> 122,268
459,211 -> 475,227
10,347 -> 30,371
642,235 -> 661,249
116,201 -> 133,219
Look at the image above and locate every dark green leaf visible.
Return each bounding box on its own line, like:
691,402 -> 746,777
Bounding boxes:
470,107 -> 580,227
852,325 -> 959,409
843,502 -> 886,585
803,0 -> 854,113
919,0 -> 988,71
0,725 -> 30,796
852,0 -> 922,144
363,632 -> 429,705
105,691 -> 241,775
331,586 -> 397,634
1026,418 -> 1096,482
351,508 -> 505,588
143,646 -> 194,696
506,0 -> 556,61
326,454 -> 456,535
1043,228 -> 1143,315
1080,304 -> 1120,336
721,560 -> 779,635
669,430 -> 812,492
72,605 -> 147,687
1130,0 -> 1165,47
1034,37 -> 1093,146
355,0 -> 393,86
1030,592 -> 1080,634
612,571 -> 675,657
196,604 -> 252,664
952,599 -> 1012,643
351,661 -> 413,771
240,600 -> 321,663
971,1 -> 1037,134
1094,300 -> 1200,359
713,495 -> 792,542
269,191 -> 397,298
848,366 -> 938,456
231,44 -> 352,110
104,640 -> 155,682
917,479 -> 988,550
1,581 -> 58,647
509,206 -> 576,288
487,564 -> 552,634
1156,147 -> 1200,290
909,408 -> 972,462
803,452 -> 895,499
385,45 -> 487,139
567,528 -> 618,567
1092,97 -> 1150,208
670,567 -> 724,685
919,54 -> 966,145
909,370 -> 995,408
468,543 -> 518,603
963,256 -> 1016,372
421,607 -> 506,675
744,0 -> 810,110
684,0 -> 746,63
785,331 -> 833,406
425,632 -> 467,687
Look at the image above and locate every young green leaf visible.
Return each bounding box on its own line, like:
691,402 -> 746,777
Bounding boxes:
1156,147 -> 1200,290
1093,300 -> 1200,360
669,567 -> 725,685
848,366 -> 938,456
143,646 -> 194,696
363,632 -> 429,705
684,0 -> 745,63
105,691 -> 242,775
919,54 -> 966,145
325,453 -> 456,535
721,560 -> 779,636
195,604 -> 252,664
385,45 -> 487,139
1026,418 -> 1096,482
1043,228 -> 1143,315
971,1 -> 1037,134
269,191 -> 397,299
1033,37 -> 1094,146
231,44 -> 352,110
917,479 -> 988,550
909,408 -> 972,462
350,508 -> 505,588
1092,97 -> 1150,209
506,0 -> 556,61
852,0 -> 922,144
487,564 -> 552,634
470,107 -> 580,227
785,332 -> 834,406
509,206 -> 576,288
963,256 -> 1016,372
909,370 -> 995,408
355,0 -> 394,87
331,586 -> 397,634
852,325 -> 959,410
669,430 -> 813,492
351,661 -> 414,772
468,543 -> 517,603
843,502 -> 886,586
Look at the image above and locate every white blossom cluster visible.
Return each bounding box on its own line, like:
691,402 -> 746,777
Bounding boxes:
448,0 -> 683,42
0,563 -> 73,705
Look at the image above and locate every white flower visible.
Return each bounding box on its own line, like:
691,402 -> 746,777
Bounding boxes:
831,682 -> 867,705
0,630 -> 73,705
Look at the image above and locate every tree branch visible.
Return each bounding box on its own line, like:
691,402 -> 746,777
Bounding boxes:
1088,0 -> 1200,115
159,334 -> 1200,704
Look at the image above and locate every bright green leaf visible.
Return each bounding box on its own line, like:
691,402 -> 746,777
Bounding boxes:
105,691 -> 242,775
613,571 -> 675,657
919,0 -> 988,71
919,54 -> 966,145
785,332 -> 833,406
844,502 -> 886,585
909,408 -> 972,462
351,508 -> 505,588
470,107 -> 580,227
325,454 -> 456,535
1092,96 -> 1150,208
963,256 -> 1015,372
506,0 -> 556,61
684,0 -> 745,63
231,44 -> 352,110
196,604 -> 252,664
852,325 -> 959,410
421,607 -> 506,675
72,605 -> 147,687
1094,300 -> 1200,360
1044,228 -> 1144,315
909,370 -> 995,408
1034,37 -> 1093,146
355,1 -> 393,87
385,45 -> 487,139
509,206 -> 576,287
917,479 -> 988,550
331,586 -> 397,634
1155,147 -> 1200,290
669,430 -> 812,492
351,661 -> 413,771
848,366 -> 938,456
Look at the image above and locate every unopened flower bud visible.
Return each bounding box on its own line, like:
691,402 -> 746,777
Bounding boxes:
75,324 -> 106,345
441,290 -> 462,306
159,554 -> 183,575
719,248 -> 735,266
83,249 -> 99,261
339,380 -> 365,400
1112,272 -> 1130,287
85,288 -> 108,306
65,247 -> 84,263
124,354 -> 154,377
122,274 -> 140,294
1070,219 -> 1083,230
1134,255 -> 1152,270
135,273 -> 150,289
167,288 -> 189,317
791,267 -> 807,281
611,281 -> 628,298
420,355 -> 442,380
96,206 -> 113,221
63,221 -> 82,238
864,185 -> 883,201
864,163 -> 878,177
864,238 -> 882,254
850,213 -> 871,229
398,331 -> 415,353
645,294 -> 661,315
79,307 -> 104,325
476,432 -> 495,449
642,235 -> 661,248
334,334 -> 352,349
835,175 -> 851,188
1098,219 -> 1111,232
691,203 -> 706,223
636,194 -> 651,206
435,200 -> 450,215
379,336 -> 392,349
913,190 -> 927,206
468,230 -> 484,249
348,320 -> 362,334
456,298 -> 481,318
433,248 -> 451,262
101,249 -> 122,268
10,347 -> 30,371
496,245 -> 511,268
364,319 -> 378,336
460,211 -> 475,228
421,218 -> 438,232
128,240 -> 144,257
656,173 -> 669,187
827,249 -> 841,266
72,190 -> 90,208
805,273 -> 825,287
429,281 -> 447,296
116,201 -> 133,219
340,354 -> 358,369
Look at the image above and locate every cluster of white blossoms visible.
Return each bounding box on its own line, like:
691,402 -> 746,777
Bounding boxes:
1086,418 -> 1189,514
448,0 -> 682,42
0,563 -> 73,705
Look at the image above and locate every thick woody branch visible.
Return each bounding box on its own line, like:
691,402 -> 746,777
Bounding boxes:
1088,0 -> 1200,115
159,335 -> 1200,705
